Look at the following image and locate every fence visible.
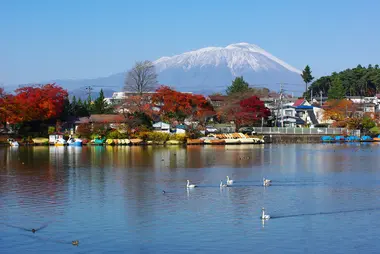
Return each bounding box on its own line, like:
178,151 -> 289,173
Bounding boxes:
253,127 -> 360,136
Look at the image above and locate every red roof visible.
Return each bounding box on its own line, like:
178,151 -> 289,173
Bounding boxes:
89,114 -> 126,123
209,95 -> 227,101
293,98 -> 305,107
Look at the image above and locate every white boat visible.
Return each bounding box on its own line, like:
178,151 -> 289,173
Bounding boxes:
8,139 -> 19,147
224,139 -> 240,144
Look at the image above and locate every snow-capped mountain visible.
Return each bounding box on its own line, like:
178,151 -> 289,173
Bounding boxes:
154,43 -> 300,75
44,42 -> 303,96
153,42 -> 302,94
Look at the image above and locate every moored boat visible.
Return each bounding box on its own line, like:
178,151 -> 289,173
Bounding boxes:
67,138 -> 83,146
186,139 -> 204,145
321,136 -> 335,142
8,139 -> 19,147
361,136 -> 374,142
93,137 -> 106,145
224,139 -> 240,144
130,138 -> 143,145
54,138 -> 67,146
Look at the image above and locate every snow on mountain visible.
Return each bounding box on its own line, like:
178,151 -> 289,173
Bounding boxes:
43,42 -> 303,95
154,42 -> 301,75
153,42 -> 303,94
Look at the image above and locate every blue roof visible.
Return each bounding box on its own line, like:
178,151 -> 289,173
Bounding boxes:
296,105 -> 314,110
176,124 -> 187,129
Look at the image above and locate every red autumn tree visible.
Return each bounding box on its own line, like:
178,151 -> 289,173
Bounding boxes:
217,95 -> 270,128
235,96 -> 271,127
151,86 -> 215,124
14,84 -> 68,122
120,94 -> 154,118
0,88 -> 23,127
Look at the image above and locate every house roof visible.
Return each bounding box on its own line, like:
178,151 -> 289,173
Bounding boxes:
153,122 -> 170,128
296,105 -> 314,110
75,117 -> 90,124
89,114 -> 125,123
208,95 -> 227,101
293,98 -> 306,107
176,124 -> 187,129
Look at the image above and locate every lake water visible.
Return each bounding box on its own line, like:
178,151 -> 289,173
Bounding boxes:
1,143 -> 380,253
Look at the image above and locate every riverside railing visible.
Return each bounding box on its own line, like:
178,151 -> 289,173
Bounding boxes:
253,127 -> 358,135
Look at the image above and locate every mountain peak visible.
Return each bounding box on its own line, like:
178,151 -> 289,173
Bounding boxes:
154,42 -> 301,75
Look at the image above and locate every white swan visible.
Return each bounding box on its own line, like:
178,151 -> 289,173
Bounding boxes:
220,180 -> 227,187
226,176 -> 234,185
261,207 -> 270,220
263,178 -> 271,186
187,180 -> 196,188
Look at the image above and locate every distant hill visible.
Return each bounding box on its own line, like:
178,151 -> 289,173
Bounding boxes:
42,42 -> 304,95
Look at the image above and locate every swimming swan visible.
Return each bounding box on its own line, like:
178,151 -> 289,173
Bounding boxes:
263,178 -> 272,186
187,180 -> 196,188
226,176 -> 234,185
220,180 -> 227,187
261,207 -> 270,220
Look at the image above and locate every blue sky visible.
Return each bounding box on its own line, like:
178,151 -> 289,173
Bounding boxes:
1,0 -> 380,85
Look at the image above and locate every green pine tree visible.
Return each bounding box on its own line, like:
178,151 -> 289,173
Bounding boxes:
76,98 -> 90,117
328,76 -> 346,100
301,65 -> 314,96
70,96 -> 77,115
226,76 -> 250,95
92,89 -> 112,114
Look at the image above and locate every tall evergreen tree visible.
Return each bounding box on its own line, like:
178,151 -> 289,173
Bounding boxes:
76,98 -> 90,117
301,65 -> 314,96
226,76 -> 250,95
92,89 -> 112,114
70,96 -> 77,115
328,77 -> 345,100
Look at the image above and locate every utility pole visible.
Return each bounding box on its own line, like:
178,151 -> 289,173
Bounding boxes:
310,89 -> 313,103
85,85 -> 93,100
320,91 -> 323,107
280,83 -> 284,127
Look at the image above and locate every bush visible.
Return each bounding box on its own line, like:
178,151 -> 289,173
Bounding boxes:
48,126 -> 56,134
186,126 -> 202,139
107,130 -> 128,139
362,116 -> 376,130
147,132 -> 170,142
369,126 -> 380,135
76,123 -> 92,138
170,134 -> 187,142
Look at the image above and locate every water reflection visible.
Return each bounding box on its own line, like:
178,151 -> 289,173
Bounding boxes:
1,144 -> 380,253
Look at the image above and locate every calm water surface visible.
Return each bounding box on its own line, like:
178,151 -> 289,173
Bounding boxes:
1,144 -> 380,253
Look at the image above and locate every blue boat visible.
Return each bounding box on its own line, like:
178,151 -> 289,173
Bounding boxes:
361,136 -> 373,142
334,136 -> 345,142
321,136 -> 334,142
67,138 -> 83,146
345,136 -> 360,142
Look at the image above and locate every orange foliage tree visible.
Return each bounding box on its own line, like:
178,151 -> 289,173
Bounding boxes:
13,84 -> 68,122
323,99 -> 356,123
0,88 -> 24,126
121,94 -> 154,118
151,86 -> 215,124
